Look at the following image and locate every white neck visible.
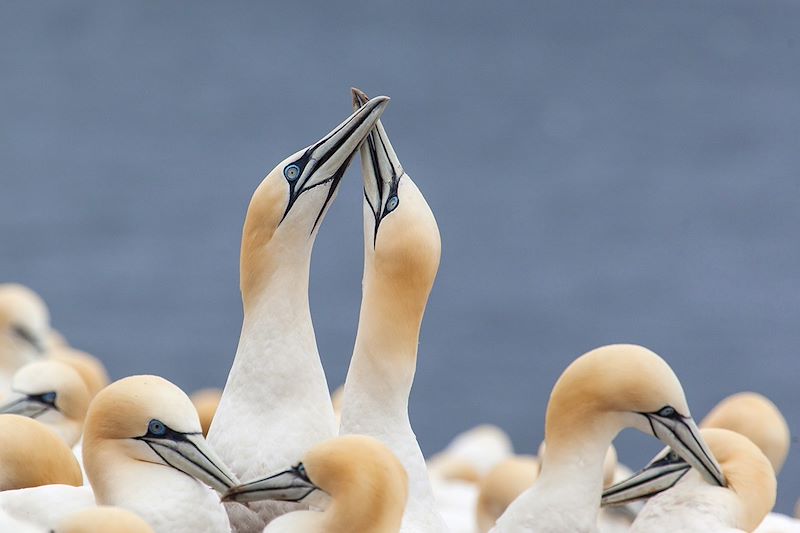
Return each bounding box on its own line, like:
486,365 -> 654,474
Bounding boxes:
630,470 -> 739,533
210,257 -> 336,478
340,282 -> 446,532
92,453 -> 231,533
494,423 -> 617,533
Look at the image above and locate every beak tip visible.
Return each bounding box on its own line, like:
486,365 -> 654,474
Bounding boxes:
351,87 -> 370,107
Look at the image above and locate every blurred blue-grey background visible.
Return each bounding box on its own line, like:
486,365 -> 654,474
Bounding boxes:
1,0 -> 798,513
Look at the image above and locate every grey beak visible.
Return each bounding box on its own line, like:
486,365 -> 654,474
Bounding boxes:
0,394 -> 56,418
643,412 -> 725,487
138,432 -> 239,493
601,448 -> 691,506
351,87 -> 404,244
223,465 -> 319,504
283,95 -> 390,230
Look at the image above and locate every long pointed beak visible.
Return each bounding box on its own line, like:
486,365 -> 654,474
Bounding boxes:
284,95 -> 390,228
601,449 -> 691,506
222,467 -> 319,504
351,88 -> 404,243
139,432 -> 239,493
0,395 -> 55,418
644,413 -> 725,487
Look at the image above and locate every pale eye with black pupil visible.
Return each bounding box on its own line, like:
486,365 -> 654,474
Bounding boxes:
667,451 -> 680,461
296,463 -> 308,480
658,406 -> 676,417
386,195 -> 399,213
148,419 -> 166,436
284,164 -> 300,181
41,392 -> 56,404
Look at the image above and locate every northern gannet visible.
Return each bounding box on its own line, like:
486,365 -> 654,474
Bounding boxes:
0,375 -> 239,533
701,392 -> 790,474
339,88 -> 446,532
224,435 -> 409,533
0,284 -> 50,392
492,344 -> 725,533
0,360 -> 90,447
0,414 -> 83,490
190,387 -> 222,437
50,347 -> 110,399
208,95 -> 389,532
56,506 -> 155,533
699,392 -> 798,533
602,428 -> 776,533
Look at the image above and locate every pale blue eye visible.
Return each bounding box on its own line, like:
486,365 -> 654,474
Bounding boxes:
148,419 -> 166,436
41,392 -> 56,404
658,406 -> 676,417
386,195 -> 399,212
284,164 -> 300,181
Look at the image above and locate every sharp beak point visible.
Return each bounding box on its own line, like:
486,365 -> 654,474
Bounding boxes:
220,470 -> 318,504
305,95 -> 390,180
351,87 -> 370,109
647,414 -> 726,488
144,433 -> 239,494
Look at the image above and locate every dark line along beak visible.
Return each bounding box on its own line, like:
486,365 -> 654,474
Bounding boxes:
601,448 -> 691,506
282,95 -> 391,231
136,431 -> 239,493
222,465 -> 319,504
0,393 -> 57,418
641,411 -> 726,487
351,87 -> 404,245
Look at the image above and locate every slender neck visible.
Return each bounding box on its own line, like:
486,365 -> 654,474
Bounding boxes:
497,413 -> 620,533
340,252 -> 445,531
210,245 -> 336,475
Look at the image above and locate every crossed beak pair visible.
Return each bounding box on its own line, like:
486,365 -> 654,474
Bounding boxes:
222,463 -> 320,504
602,410 -> 726,506
280,94 -> 390,232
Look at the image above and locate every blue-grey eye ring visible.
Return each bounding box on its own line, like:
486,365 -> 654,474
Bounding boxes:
148,419 -> 166,436
386,195 -> 399,212
658,406 -> 676,417
41,392 -> 57,404
284,164 -> 300,181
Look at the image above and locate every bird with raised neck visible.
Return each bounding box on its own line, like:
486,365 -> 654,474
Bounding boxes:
208,95 -> 389,532
339,88 -> 446,532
